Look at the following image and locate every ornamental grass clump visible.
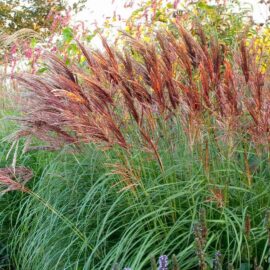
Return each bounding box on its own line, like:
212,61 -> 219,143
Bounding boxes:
1,6 -> 270,270
12,22 -> 270,164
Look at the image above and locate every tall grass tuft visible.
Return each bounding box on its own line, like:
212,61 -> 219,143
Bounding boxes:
13,23 -> 270,168
1,21 -> 270,269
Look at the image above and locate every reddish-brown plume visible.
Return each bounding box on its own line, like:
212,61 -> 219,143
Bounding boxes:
0,167 -> 33,194
11,22 -> 270,160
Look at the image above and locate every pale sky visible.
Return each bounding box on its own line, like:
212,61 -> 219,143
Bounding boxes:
68,0 -> 269,27
69,0 -> 137,28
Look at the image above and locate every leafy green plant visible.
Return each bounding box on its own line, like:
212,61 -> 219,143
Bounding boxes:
120,0 -> 252,47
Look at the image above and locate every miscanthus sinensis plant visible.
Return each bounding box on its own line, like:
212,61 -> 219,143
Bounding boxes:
1,21 -> 270,269
11,22 -> 270,189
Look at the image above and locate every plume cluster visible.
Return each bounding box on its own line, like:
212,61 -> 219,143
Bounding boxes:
13,23 -> 270,165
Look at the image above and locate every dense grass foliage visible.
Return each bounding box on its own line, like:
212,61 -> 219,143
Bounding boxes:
0,131 -> 270,269
0,11 -> 270,270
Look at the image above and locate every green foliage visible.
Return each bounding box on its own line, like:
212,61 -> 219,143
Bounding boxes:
123,0 -> 252,46
0,0 -> 87,34
62,27 -> 74,43
0,129 -> 270,269
0,0 -> 64,33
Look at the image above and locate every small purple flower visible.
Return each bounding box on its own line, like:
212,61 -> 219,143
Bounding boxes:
213,251 -> 222,270
123,268 -> 132,270
158,255 -> 168,270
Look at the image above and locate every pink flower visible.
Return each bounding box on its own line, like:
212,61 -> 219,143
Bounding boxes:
24,48 -> 33,59
10,44 -> 17,55
51,46 -> 57,52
